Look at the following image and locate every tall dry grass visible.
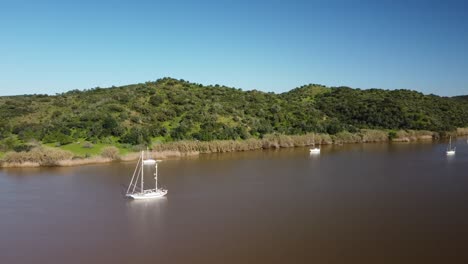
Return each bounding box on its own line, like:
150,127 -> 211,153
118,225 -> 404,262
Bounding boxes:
153,133 -> 333,154
154,139 -> 263,153
457,127 -> 468,136
360,129 -> 389,142
101,146 -> 120,160
332,131 -> 363,144
393,130 -> 435,142
0,129 -> 444,168
2,147 -> 74,166
57,156 -> 112,167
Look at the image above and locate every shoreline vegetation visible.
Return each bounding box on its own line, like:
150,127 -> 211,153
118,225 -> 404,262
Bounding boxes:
1,128 -> 466,168
1,78 -> 467,168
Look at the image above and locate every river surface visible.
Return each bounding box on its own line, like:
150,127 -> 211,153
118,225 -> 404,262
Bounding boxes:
1,140 -> 468,263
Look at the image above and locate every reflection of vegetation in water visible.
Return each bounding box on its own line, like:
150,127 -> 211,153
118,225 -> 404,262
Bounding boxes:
0,78 -> 467,162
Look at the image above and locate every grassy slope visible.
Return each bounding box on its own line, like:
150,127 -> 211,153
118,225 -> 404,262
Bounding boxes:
45,139 -> 130,157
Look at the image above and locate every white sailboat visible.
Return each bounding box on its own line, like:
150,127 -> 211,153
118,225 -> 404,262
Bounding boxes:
309,134 -> 321,154
310,146 -> 320,154
446,136 -> 456,156
126,151 -> 167,199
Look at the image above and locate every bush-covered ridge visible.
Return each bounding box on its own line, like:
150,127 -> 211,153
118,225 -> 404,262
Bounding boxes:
0,77 -> 467,153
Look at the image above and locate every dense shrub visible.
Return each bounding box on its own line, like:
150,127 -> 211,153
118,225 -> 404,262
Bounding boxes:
82,142 -> 94,148
101,146 -> 120,160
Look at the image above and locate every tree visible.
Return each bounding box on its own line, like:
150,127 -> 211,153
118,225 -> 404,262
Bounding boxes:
149,94 -> 165,106
120,127 -> 151,145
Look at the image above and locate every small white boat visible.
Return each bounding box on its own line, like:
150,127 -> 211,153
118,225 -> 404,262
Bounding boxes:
310,134 -> 321,154
143,159 -> 157,165
126,151 -> 167,200
309,147 -> 320,154
446,136 -> 456,155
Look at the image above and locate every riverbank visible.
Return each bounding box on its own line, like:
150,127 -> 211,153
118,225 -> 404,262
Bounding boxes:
0,129 -> 462,168
0,148 -> 200,168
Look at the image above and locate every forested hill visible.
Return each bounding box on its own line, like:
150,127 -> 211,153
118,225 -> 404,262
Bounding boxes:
453,95 -> 468,102
0,78 -> 467,149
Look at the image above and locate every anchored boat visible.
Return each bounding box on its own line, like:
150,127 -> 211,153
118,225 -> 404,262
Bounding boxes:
126,151 -> 167,199
309,147 -> 321,154
309,134 -> 321,154
446,136 -> 456,156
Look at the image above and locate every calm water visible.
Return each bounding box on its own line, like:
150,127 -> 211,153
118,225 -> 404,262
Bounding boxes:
1,140 -> 468,263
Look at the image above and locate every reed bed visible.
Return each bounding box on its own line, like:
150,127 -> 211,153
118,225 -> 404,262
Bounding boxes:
58,156 -> 112,167
153,139 -> 263,153
360,129 -> 389,142
0,129 -> 448,168
100,146 -> 120,160
393,130 -> 435,142
457,127 -> 468,136
0,161 -> 41,168
153,133 -> 333,154
2,147 -> 74,166
120,152 -> 141,161
120,150 -> 200,161
332,131 -> 363,144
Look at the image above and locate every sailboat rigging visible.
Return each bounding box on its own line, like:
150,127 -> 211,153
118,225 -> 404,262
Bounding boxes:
446,136 -> 456,155
126,151 -> 167,199
310,134 -> 320,154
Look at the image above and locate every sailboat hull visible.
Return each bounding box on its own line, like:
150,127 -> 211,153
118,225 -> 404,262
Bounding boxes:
127,189 -> 168,199
310,148 -> 320,154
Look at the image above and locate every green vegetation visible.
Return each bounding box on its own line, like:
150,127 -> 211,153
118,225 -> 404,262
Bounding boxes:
154,133 -> 331,153
152,130 -> 437,154
44,139 -> 130,158
313,88 -> 468,132
0,77 -> 467,162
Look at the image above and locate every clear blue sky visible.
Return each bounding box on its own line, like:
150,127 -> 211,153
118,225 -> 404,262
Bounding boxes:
1,0 -> 467,96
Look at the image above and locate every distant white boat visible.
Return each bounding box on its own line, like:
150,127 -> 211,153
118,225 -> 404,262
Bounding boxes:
309,147 -> 320,154
126,151 -> 167,199
446,136 -> 456,156
310,134 -> 321,154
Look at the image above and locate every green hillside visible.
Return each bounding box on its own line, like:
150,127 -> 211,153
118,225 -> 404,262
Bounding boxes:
0,77 -> 467,153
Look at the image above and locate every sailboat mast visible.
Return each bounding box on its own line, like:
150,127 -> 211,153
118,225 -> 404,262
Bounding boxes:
155,162 -> 158,190
140,151 -> 144,193
127,157 -> 140,194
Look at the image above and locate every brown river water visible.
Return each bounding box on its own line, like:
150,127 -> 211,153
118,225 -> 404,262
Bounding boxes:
1,140 -> 468,263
